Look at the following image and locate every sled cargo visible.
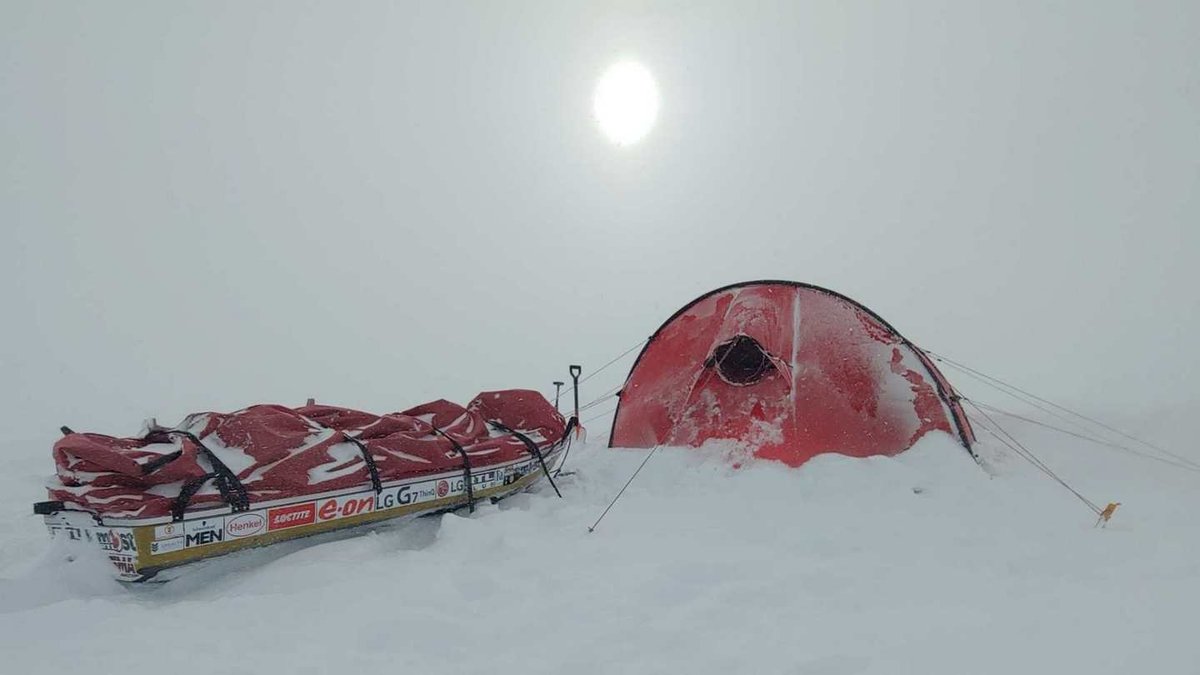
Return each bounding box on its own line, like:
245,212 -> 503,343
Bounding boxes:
34,390 -> 572,581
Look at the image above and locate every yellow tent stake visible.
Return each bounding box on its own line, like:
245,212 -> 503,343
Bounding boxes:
1094,502 -> 1121,528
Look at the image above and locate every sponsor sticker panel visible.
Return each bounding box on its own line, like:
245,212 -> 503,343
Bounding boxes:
150,536 -> 185,555
376,481 -> 439,510
316,493 -> 375,522
369,459 -> 540,512
268,502 -> 316,531
109,554 -> 137,578
45,515 -> 143,581
225,512 -> 267,538
184,517 -> 225,548
99,529 -> 137,554
153,522 -> 183,540
46,518 -> 138,555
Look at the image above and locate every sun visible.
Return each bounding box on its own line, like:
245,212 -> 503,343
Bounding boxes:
593,62 -> 659,146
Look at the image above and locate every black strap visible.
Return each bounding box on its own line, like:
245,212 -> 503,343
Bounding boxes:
178,431 -> 250,512
296,418 -> 384,494
488,421 -> 562,498
172,472 -> 218,521
141,449 -> 183,475
341,435 -> 383,494
554,417 -> 579,475
147,430 -> 251,519
32,500 -> 64,516
429,426 -> 475,513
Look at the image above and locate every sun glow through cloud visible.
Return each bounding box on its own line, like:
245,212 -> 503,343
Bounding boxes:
593,61 -> 659,146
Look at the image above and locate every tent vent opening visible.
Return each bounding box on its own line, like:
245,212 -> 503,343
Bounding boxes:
706,335 -> 774,386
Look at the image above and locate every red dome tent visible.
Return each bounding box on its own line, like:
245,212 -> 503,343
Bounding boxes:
608,281 -> 975,466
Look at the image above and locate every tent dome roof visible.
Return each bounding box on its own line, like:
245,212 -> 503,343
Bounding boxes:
609,281 -> 974,465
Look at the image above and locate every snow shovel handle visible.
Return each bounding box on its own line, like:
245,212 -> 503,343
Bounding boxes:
569,365 -> 582,422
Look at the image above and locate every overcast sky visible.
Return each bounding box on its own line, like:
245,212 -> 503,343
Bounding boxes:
2,1 -> 1196,444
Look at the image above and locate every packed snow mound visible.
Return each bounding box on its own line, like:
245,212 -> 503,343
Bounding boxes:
2,423 -> 1199,674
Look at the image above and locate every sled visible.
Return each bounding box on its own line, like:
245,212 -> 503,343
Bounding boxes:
34,390 -> 571,581
36,445 -> 565,581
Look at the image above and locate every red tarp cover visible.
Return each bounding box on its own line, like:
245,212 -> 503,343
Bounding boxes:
49,389 -> 564,518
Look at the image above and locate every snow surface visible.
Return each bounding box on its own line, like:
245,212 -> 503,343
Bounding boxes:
1,411 -> 1198,674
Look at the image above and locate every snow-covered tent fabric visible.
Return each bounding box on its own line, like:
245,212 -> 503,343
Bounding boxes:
608,281 -> 975,466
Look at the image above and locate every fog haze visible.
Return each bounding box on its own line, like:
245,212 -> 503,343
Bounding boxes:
3,1 -> 1196,443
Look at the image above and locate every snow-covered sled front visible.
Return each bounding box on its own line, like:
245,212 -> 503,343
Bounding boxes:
35,390 -> 572,581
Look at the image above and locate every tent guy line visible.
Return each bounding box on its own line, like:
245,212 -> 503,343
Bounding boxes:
970,400 -> 1200,474
587,444 -> 661,534
925,350 -> 1200,471
963,399 -> 1105,516
546,337 -> 650,403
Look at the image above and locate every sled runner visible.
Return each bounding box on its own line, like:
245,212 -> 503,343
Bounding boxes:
35,390 -> 571,581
